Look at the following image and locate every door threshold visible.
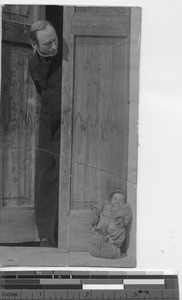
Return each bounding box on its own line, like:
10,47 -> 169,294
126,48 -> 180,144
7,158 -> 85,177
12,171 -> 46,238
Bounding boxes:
0,242 -> 40,247
0,246 -> 135,268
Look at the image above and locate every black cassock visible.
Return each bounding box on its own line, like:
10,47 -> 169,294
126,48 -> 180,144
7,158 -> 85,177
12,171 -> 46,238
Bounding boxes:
28,46 -> 62,246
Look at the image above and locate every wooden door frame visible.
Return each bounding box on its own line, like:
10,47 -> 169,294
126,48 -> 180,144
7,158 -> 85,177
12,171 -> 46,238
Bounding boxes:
58,6 -> 140,265
0,5 -> 46,244
0,6 -> 141,267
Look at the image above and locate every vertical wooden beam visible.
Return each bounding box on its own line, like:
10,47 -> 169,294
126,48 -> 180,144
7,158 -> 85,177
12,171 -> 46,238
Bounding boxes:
0,121 -> 2,207
25,56 -> 37,207
2,51 -> 19,207
32,5 -> 46,22
127,7 -> 142,263
18,51 -> 26,205
58,6 -> 75,250
0,6 -> 3,207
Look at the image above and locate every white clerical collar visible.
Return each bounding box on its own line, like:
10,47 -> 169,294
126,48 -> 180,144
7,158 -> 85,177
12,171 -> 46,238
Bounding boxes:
36,48 -> 51,58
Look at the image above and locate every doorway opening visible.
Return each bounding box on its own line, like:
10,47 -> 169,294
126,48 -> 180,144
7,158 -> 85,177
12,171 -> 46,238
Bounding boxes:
0,5 -> 63,247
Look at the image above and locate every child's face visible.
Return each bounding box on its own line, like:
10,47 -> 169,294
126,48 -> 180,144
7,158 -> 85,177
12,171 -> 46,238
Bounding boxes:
111,193 -> 126,206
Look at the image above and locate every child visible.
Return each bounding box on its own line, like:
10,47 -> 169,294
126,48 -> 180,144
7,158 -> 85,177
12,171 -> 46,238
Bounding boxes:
89,188 -> 132,259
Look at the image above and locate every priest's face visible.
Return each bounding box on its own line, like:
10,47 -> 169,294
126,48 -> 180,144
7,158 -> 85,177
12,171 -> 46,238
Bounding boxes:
36,25 -> 58,57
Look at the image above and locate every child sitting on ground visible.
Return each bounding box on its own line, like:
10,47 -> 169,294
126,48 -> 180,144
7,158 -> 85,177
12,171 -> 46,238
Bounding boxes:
89,188 -> 132,259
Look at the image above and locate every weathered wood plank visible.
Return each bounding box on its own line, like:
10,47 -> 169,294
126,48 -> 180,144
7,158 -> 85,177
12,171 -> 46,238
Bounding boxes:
1,47 -> 36,207
2,5 -> 29,17
31,5 -> 46,22
0,108 -> 2,207
71,166 -> 128,210
2,5 -> 45,24
127,7 -> 141,185
2,50 -> 20,204
2,20 -> 31,45
19,5 -> 29,17
18,51 -> 26,203
75,7 -> 130,15
58,6 -> 75,250
0,45 -> 11,207
0,45 -> 3,206
71,36 -> 129,209
0,207 -> 35,243
111,37 -> 129,177
71,13 -> 130,36
69,210 -> 92,251
0,4 -> 45,244
125,8 -> 141,262
2,5 -> 29,24
24,51 -> 37,206
60,7 -> 138,263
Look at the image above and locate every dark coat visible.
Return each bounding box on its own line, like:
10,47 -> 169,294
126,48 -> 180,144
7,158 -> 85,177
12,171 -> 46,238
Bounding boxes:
28,47 -> 62,245
28,47 -> 62,155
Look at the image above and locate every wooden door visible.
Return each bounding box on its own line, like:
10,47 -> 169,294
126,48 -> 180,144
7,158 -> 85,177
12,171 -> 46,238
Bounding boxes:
59,7 -> 140,265
0,5 -> 45,243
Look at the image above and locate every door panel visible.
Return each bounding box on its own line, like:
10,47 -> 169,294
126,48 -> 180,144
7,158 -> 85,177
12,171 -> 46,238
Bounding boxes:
68,36 -> 129,251
72,36 -> 129,202
59,6 -> 140,262
70,38 -> 129,251
0,207 -> 35,243
0,5 -> 45,243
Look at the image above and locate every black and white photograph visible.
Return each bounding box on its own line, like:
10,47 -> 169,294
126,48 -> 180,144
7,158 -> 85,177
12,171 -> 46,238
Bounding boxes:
0,4 -> 141,267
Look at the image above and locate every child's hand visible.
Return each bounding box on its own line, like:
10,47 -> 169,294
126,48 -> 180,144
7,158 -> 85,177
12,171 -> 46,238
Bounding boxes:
108,237 -> 114,244
115,217 -> 125,228
105,235 -> 114,244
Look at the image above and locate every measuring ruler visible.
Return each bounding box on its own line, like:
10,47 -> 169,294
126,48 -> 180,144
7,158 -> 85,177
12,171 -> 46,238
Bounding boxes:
0,270 -> 179,299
